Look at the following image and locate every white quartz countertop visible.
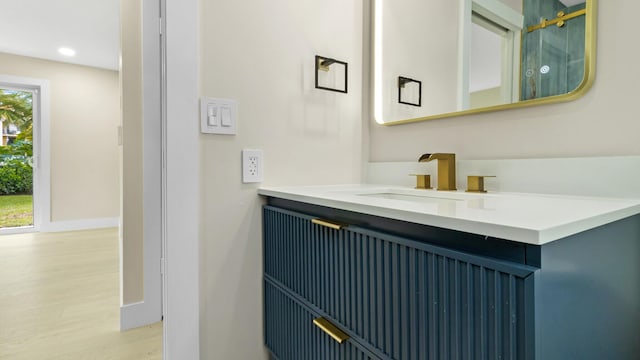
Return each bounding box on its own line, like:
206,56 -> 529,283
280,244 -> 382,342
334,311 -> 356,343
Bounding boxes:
258,184 -> 640,245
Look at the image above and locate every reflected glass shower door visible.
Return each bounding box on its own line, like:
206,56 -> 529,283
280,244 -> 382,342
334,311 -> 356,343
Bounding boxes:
521,2 -> 586,101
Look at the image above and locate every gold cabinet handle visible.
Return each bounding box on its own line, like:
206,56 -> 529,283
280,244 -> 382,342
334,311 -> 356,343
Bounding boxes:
313,317 -> 350,344
311,218 -> 344,230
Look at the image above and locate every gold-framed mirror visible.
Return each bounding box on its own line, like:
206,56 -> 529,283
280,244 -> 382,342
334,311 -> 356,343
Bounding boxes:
373,0 -> 597,125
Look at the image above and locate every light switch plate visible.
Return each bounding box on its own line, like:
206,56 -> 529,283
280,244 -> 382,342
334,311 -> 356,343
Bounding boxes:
200,97 -> 237,135
242,149 -> 264,183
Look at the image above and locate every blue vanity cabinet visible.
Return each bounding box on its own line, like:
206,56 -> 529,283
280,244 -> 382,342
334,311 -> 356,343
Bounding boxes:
264,204 -> 538,360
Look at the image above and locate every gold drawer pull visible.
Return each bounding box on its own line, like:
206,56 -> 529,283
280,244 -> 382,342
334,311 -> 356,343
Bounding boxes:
313,317 -> 350,344
311,218 -> 344,230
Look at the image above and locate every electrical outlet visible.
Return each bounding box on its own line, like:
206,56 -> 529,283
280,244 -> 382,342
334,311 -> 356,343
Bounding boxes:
242,149 -> 264,183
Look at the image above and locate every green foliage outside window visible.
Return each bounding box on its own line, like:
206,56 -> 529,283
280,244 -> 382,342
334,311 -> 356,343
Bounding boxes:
1,90 -> 33,195
0,158 -> 33,195
0,90 -> 33,135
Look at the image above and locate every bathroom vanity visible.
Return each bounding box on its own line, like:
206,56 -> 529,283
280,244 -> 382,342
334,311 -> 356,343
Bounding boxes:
260,185 -> 640,360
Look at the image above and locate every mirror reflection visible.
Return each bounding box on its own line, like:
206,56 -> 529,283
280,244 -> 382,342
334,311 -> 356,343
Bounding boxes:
374,0 -> 594,124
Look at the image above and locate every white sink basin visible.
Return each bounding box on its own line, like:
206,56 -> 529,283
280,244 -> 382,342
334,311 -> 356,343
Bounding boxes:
356,191 -> 466,205
342,187 -> 485,201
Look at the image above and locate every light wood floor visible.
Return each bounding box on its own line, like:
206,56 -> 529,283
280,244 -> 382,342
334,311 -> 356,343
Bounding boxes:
0,228 -> 162,359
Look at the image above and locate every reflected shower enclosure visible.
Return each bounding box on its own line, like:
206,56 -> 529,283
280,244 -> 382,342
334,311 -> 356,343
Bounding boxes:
521,1 -> 586,100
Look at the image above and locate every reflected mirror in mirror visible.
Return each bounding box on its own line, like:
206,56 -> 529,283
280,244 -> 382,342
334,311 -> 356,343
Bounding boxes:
373,0 -> 596,125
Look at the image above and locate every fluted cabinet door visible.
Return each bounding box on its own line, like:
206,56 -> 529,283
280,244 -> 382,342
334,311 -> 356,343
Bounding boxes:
264,205 -> 537,360
336,228 -> 536,360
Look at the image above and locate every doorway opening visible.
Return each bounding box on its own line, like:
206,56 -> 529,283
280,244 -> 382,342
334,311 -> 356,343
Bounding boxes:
468,13 -> 518,109
0,76 -> 50,236
0,87 -> 35,231
458,0 -> 523,111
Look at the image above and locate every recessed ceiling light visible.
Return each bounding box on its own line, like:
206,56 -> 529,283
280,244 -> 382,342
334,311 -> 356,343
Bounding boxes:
58,47 -> 76,57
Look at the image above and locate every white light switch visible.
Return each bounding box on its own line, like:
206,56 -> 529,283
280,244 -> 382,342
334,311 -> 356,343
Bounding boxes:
200,97 -> 237,135
221,106 -> 232,127
207,105 -> 218,126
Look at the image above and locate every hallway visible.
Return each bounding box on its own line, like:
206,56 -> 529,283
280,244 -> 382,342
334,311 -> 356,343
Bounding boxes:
0,228 -> 161,359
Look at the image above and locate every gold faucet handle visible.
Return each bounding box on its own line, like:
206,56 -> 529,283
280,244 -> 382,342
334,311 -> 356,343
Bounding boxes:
466,175 -> 496,193
409,174 -> 432,189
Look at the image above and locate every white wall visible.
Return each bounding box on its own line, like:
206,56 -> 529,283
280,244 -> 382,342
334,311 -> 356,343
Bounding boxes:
120,0 -> 144,305
380,0 -> 460,121
198,0 -> 364,358
0,53 -> 120,222
369,2 -> 640,161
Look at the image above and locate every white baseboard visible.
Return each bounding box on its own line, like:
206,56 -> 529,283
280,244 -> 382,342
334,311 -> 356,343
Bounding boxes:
0,226 -> 36,236
120,300 -> 162,331
42,217 -> 120,233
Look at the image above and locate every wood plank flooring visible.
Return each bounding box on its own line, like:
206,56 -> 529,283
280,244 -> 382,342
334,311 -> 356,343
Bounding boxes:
0,228 -> 162,359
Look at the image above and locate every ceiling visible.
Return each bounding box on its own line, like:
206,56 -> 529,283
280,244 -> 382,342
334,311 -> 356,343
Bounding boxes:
0,0 -> 583,73
0,0 -> 120,70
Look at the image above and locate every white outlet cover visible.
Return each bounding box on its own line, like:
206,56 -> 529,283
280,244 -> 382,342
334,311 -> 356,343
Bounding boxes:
242,149 -> 264,183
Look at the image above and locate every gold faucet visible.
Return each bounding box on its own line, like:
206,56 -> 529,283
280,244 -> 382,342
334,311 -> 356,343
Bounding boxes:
418,153 -> 457,191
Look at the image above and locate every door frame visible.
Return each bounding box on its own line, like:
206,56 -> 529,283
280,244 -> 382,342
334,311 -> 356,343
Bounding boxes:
458,0 -> 523,110
0,75 -> 50,235
136,0 -> 200,358
158,0 -> 200,358
136,0 -> 199,356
